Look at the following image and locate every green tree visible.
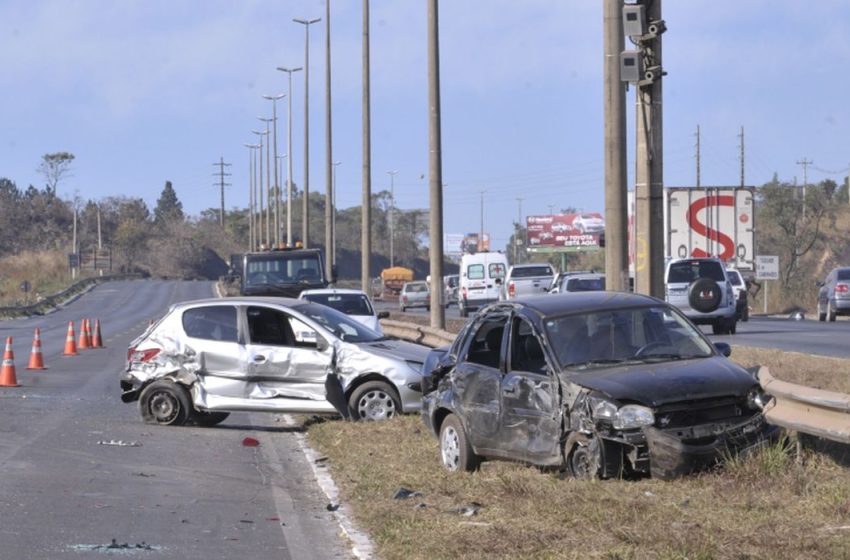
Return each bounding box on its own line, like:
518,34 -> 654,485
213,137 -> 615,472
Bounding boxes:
154,181 -> 184,224
37,152 -> 75,195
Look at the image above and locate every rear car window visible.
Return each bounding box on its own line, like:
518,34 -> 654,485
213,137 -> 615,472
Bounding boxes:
511,266 -> 553,278
667,260 -> 726,283
565,277 -> 605,292
182,306 -> 238,342
489,263 -> 507,279
467,264 -> 485,280
838,270 -> 850,281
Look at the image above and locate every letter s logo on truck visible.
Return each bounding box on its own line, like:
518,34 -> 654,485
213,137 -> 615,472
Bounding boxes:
687,195 -> 735,260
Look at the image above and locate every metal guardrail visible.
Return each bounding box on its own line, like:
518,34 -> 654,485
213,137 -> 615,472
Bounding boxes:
759,367 -> 850,444
381,319 -> 455,348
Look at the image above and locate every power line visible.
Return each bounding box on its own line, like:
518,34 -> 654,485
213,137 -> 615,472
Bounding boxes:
212,157 -> 232,227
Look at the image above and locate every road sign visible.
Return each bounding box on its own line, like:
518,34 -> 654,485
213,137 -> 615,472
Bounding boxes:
755,255 -> 779,280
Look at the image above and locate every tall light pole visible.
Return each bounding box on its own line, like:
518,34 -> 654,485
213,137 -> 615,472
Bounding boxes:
262,93 -> 285,246
277,66 -> 303,245
361,0 -> 372,293
243,144 -> 258,251
427,0 -> 445,327
324,0 -> 335,276
387,170 -> 398,267
252,128 -> 269,248
332,161 -> 341,266
294,16 -> 321,248
258,117 -> 274,246
479,190 -> 486,251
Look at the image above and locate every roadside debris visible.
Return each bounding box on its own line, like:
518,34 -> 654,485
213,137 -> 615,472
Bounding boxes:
455,502 -> 483,517
97,440 -> 141,447
241,437 -> 260,447
70,539 -> 158,552
326,503 -> 340,512
393,487 -> 423,500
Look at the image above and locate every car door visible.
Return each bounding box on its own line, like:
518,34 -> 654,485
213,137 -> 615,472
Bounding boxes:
496,315 -> 561,464
452,312 -> 510,453
242,305 -> 333,401
180,305 -> 244,389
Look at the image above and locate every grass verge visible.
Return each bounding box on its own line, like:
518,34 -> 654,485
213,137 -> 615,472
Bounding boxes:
307,348 -> 850,559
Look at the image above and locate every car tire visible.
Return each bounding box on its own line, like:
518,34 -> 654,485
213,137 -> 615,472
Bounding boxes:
818,301 -> 826,322
742,306 -> 749,322
139,380 -> 192,426
348,380 -> 401,421
828,301 -> 837,322
193,411 -> 230,427
459,305 -> 468,318
728,318 -> 737,335
400,305 -> 406,313
426,306 -> 431,312
688,278 -> 722,313
439,414 -> 480,472
568,441 -> 601,479
712,320 -> 723,335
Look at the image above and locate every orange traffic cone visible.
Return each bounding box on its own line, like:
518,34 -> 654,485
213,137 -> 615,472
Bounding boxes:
92,319 -> 104,349
63,321 -> 79,356
78,319 -> 91,350
85,319 -> 93,348
0,337 -> 20,387
26,328 -> 47,370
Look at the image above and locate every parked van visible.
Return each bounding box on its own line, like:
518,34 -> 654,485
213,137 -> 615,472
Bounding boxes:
458,252 -> 509,317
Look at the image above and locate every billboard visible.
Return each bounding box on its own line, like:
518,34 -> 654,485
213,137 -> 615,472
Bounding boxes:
461,233 -> 490,254
444,233 -> 465,256
525,212 -> 605,253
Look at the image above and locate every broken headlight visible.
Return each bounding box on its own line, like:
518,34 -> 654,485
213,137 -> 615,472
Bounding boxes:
590,397 -> 655,430
747,387 -> 771,410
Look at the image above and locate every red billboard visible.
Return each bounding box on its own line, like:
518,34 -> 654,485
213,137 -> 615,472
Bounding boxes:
526,212 -> 604,253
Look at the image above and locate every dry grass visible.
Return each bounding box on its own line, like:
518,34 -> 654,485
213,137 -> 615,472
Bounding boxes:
307,348 -> 850,560
732,346 -> 850,393
0,249 -> 71,305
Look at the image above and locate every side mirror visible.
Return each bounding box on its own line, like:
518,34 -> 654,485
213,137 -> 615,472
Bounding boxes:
316,337 -> 329,352
714,342 -> 732,357
377,311 -> 390,319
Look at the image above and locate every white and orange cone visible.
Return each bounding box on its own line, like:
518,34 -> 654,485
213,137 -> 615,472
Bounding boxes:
0,336 -> 20,387
92,319 -> 104,349
78,319 -> 91,350
26,328 -> 47,370
63,321 -> 79,356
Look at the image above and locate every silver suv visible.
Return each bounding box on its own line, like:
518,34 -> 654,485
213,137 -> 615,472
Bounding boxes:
665,258 -> 737,335
817,267 -> 850,322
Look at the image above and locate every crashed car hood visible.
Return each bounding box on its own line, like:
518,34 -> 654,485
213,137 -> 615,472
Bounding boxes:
564,356 -> 755,407
354,338 -> 430,364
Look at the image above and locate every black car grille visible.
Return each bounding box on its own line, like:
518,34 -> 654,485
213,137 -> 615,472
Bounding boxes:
654,396 -> 751,429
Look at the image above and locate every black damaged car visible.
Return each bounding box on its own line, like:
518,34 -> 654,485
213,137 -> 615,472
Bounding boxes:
420,292 -> 779,479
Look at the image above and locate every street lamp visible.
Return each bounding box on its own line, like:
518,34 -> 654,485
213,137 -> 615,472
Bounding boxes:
332,161 -> 341,266
293,17 -> 321,248
387,170 -> 398,267
262,93 -> 285,246
243,143 -> 260,251
251,128 -> 269,248
258,116 -> 275,246
276,66 -> 303,245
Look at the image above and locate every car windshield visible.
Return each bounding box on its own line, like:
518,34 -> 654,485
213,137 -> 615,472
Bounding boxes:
291,302 -> 383,343
565,277 -> 605,292
667,260 -> 726,283
302,293 -> 374,316
544,305 -> 714,371
245,255 -> 322,287
511,266 -> 553,278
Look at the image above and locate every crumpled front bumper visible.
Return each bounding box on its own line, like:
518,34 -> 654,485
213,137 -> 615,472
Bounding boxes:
643,413 -> 782,480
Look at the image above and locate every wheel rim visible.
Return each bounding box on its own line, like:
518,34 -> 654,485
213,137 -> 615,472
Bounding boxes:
149,390 -> 180,423
441,425 -> 461,471
356,389 -> 396,420
571,447 -> 593,478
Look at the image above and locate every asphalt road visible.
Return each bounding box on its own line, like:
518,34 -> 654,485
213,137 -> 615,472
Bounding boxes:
0,280 -> 349,559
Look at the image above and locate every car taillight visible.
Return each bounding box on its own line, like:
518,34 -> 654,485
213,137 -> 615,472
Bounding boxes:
461,287 -> 467,298
508,282 -> 516,297
836,283 -> 849,294
403,296 -> 408,303
130,348 -> 161,362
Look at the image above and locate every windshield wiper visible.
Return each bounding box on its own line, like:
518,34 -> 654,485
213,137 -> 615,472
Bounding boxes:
634,353 -> 704,363
563,358 -> 631,370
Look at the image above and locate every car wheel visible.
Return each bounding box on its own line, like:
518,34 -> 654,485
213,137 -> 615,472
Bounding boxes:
728,319 -> 737,335
400,305 -> 406,313
459,305 -> 468,318
711,320 -> 723,335
139,380 -> 192,426
569,441 -> 601,479
688,278 -> 722,313
439,414 -> 480,472
742,306 -> 749,322
828,301 -> 837,322
818,301 -> 826,322
348,380 -> 401,421
193,411 -> 230,427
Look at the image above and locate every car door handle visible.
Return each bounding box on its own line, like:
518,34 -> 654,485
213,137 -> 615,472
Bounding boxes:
253,355 -> 267,363
502,385 -> 518,396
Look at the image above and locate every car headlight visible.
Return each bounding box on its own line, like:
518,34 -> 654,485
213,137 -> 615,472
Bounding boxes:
613,404 -> 655,429
747,387 -> 771,410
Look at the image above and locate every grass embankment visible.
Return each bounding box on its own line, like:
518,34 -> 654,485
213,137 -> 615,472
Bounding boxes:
0,250 -> 69,306
307,348 -> 850,559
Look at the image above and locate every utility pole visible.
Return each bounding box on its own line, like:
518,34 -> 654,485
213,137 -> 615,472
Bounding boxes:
262,93 -> 285,246
738,126 -> 745,188
388,170 -> 398,267
332,161 -> 341,266
361,0 -> 372,293
603,0 -> 629,291
251,129 -> 269,247
696,124 -> 708,256
797,157 -> 812,219
244,144 -> 259,251
428,0 -> 445,328
633,0 -> 665,298
294,16 -> 321,248
277,66 -> 303,245
514,197 -> 524,264
258,117 -> 274,245
212,157 -> 232,227
479,190 -> 486,251
324,0 -> 334,277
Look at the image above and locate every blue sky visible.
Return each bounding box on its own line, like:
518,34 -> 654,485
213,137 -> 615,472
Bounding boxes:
2,1 -> 849,250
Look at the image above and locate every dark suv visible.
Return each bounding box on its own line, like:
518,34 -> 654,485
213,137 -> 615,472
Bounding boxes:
817,267 -> 850,322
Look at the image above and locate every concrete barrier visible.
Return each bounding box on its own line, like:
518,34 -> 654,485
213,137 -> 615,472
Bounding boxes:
380,319 -> 455,348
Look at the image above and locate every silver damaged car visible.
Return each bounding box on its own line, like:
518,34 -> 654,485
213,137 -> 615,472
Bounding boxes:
120,297 -> 429,424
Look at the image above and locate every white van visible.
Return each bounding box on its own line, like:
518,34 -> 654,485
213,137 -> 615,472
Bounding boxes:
458,252 -> 509,317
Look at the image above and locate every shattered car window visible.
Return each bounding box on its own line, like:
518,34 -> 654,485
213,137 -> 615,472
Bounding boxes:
291,302 -> 383,343
464,316 -> 508,368
182,306 -> 238,342
545,306 -> 713,370
510,317 -> 547,374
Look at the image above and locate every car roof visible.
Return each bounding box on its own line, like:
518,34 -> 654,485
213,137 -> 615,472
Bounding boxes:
300,288 -> 368,296
170,296 -> 305,311
488,291 -> 662,317
563,273 -> 605,280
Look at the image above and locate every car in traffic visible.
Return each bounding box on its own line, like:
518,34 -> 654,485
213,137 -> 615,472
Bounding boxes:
399,281 -> 431,312
500,263 -> 555,300
121,297 -> 429,425
443,274 -> 459,308
299,288 -> 388,334
550,272 -> 606,294
725,268 -> 749,322
420,292 -> 777,479
817,267 -> 850,322
458,251 -> 509,317
572,212 -> 605,234
665,257 -> 738,334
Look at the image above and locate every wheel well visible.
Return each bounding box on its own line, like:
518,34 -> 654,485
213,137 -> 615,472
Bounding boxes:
432,407 -> 453,435
344,373 -> 397,401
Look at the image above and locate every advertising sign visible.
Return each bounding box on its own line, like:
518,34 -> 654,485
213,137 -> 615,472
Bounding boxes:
525,212 -> 605,253
461,233 -> 490,254
444,233 -> 465,256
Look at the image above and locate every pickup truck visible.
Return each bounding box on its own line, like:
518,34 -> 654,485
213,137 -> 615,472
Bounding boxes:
499,263 -> 556,301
